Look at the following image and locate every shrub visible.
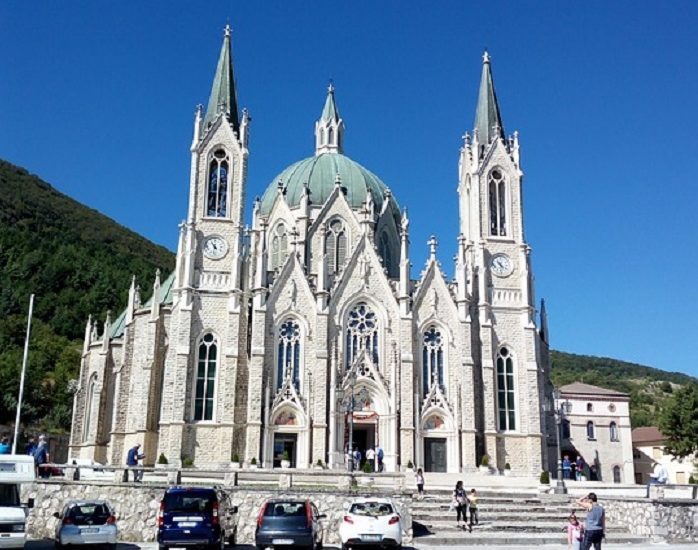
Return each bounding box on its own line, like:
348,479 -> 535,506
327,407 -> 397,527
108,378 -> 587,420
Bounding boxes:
481,454 -> 490,467
250,457 -> 257,465
362,461 -> 373,473
316,459 -> 324,467
282,450 -> 290,461
540,471 -> 550,484
157,453 -> 168,465
689,475 -> 696,485
406,460 -> 414,469
231,453 -> 240,463
182,457 -> 194,468
505,462 -> 511,470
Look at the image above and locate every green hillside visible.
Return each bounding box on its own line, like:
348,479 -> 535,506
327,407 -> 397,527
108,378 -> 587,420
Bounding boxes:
551,350 -> 696,427
0,158 -> 693,433
0,159 -> 174,430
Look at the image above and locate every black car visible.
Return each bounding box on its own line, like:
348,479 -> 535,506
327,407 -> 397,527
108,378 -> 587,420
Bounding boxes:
157,486 -> 238,550
255,499 -> 325,550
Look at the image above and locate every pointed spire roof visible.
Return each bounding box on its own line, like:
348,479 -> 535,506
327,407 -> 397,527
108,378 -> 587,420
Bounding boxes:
204,24 -> 240,131
321,83 -> 340,122
474,51 -> 504,144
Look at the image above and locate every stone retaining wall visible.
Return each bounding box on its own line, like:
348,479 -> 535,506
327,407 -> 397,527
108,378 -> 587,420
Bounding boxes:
603,496 -> 697,542
22,481 -> 413,545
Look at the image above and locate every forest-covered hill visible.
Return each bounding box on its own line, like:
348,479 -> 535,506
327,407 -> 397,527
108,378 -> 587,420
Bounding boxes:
0,160 -> 174,429
0,159 -> 694,432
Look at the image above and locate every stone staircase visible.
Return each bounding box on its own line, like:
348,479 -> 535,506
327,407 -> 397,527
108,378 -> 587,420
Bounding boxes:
410,488 -> 649,546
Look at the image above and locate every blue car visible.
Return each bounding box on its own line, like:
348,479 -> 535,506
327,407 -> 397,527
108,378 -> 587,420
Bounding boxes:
157,487 -> 238,550
255,499 -> 325,550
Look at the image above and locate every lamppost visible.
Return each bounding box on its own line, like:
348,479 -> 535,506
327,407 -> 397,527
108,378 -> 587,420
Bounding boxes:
337,373 -> 369,472
549,387 -> 572,494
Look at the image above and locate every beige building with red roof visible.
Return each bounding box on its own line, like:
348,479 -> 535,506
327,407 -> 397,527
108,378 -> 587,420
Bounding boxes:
632,426 -> 697,484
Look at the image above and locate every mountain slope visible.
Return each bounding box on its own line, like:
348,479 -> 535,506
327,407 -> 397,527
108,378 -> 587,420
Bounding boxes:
0,159 -> 174,429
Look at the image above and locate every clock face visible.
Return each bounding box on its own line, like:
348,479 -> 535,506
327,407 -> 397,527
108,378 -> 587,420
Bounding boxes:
203,236 -> 228,260
490,254 -> 513,277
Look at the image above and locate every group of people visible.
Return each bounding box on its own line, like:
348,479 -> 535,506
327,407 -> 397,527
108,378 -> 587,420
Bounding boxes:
346,445 -> 384,472
565,493 -> 605,550
562,454 -> 589,481
450,480 -> 479,531
0,434 -> 52,478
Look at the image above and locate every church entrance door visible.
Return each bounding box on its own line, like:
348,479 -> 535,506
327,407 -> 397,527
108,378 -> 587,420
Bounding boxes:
351,424 -> 376,470
272,433 -> 297,468
424,438 -> 447,472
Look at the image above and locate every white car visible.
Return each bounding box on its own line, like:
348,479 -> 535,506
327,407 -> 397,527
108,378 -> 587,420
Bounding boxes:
339,498 -> 403,549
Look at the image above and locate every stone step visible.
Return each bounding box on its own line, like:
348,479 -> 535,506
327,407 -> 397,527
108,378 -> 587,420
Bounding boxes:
411,501 -> 577,512
413,532 -> 649,546
413,520 -> 629,533
413,512 -> 586,522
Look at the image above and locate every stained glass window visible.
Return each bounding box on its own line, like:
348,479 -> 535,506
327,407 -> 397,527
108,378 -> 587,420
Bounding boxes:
277,319 -> 301,390
207,149 -> 229,217
346,302 -> 379,368
194,333 -> 217,421
496,347 -> 516,431
422,326 -> 444,396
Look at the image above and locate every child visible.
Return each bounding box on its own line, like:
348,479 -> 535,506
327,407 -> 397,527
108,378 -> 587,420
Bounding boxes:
467,489 -> 479,531
415,468 -> 425,500
564,513 -> 583,550
452,481 -> 468,529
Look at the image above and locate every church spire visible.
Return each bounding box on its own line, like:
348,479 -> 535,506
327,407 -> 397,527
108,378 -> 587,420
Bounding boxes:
204,24 -> 240,132
474,51 -> 504,145
315,83 -> 344,155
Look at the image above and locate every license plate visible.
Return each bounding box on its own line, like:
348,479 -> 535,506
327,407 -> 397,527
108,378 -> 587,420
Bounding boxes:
361,534 -> 382,541
272,539 -> 294,545
178,522 -> 197,527
80,528 -> 99,534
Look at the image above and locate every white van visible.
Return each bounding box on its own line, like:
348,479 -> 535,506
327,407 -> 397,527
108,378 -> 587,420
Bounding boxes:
0,455 -> 35,549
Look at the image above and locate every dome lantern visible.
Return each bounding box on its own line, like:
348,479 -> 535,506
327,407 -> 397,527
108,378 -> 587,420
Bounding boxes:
315,83 -> 344,155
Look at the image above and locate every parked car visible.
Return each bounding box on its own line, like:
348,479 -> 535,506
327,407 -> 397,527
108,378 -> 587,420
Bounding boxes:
157,486 -> 238,550
339,498 -> 402,549
53,500 -> 117,549
255,499 -> 325,550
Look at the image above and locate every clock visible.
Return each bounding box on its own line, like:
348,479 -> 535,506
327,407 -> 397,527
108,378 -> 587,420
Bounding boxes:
490,253 -> 513,277
203,235 -> 228,260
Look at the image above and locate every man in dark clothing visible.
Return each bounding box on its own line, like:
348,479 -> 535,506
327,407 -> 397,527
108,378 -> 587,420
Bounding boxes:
33,435 -> 50,478
24,437 -> 36,456
126,444 -> 145,482
577,492 -> 605,550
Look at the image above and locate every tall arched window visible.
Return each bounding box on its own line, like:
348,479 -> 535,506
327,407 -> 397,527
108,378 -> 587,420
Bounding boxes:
271,223 -> 289,271
207,149 -> 229,217
346,302 -> 379,369
328,127 -> 334,144
379,232 -> 392,276
194,333 -> 217,421
586,421 -> 596,440
609,422 -> 619,442
422,326 -> 444,396
326,218 -> 347,275
496,347 -> 516,431
83,373 -> 98,442
277,319 -> 301,390
488,168 -> 507,236
612,465 -> 622,483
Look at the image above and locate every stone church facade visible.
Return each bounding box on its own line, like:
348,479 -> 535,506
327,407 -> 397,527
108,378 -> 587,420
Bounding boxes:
70,28 -> 554,475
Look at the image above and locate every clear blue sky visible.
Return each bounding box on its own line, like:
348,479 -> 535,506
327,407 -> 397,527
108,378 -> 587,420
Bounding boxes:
2,1 -> 697,378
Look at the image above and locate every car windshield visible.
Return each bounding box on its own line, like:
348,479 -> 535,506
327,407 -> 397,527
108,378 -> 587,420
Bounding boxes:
163,492 -> 215,514
0,485 -> 20,507
349,502 -> 394,516
67,503 -> 111,525
264,502 -> 306,517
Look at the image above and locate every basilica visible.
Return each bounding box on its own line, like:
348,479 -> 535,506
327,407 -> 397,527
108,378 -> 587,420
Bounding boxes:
70,27 -> 555,475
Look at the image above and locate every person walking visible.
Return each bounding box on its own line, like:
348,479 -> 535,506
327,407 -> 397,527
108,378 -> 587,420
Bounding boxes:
562,455 -> 572,480
575,456 -> 586,481
564,513 -> 584,550
645,461 -> 668,497
366,446 -> 376,472
577,492 -> 604,550
24,436 -> 36,456
376,446 -> 384,472
352,447 -> 362,471
467,489 -> 479,531
33,435 -> 50,478
126,443 -> 145,482
0,436 -> 10,454
452,481 -> 468,530
415,468 -> 425,500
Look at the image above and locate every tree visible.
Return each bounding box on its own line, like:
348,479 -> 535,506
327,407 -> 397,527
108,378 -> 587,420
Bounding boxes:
659,382 -> 698,458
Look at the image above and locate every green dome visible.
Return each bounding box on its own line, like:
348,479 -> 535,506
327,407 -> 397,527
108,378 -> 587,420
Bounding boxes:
260,153 -> 395,215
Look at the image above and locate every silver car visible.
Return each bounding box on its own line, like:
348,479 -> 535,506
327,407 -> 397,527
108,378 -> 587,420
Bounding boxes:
53,500 -> 118,549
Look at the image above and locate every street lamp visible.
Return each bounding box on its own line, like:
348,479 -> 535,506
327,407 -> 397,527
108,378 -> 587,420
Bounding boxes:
548,388 -> 572,494
338,372 -> 369,472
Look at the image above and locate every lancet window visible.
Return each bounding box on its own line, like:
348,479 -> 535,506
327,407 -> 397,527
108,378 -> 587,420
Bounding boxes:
277,319 -> 301,390
610,421 -> 619,442
207,149 -> 229,217
488,168 -> 507,236
345,302 -> 379,369
496,346 -> 516,431
422,326 -> 444,396
271,223 -> 289,271
326,218 -> 347,275
379,232 -> 392,276
83,373 -> 98,442
194,333 -> 217,421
